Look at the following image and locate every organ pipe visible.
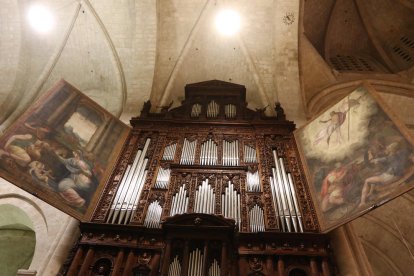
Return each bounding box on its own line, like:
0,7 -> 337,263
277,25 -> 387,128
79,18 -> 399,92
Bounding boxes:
107,138 -> 150,224
247,171 -> 260,192
194,179 -> 215,214
270,175 -> 285,232
144,200 -> 162,228
168,256 -> 182,276
180,139 -> 197,165
188,248 -> 204,276
162,143 -> 177,161
224,104 -> 236,119
288,173 -> 304,232
279,158 -> 299,232
191,104 -> 202,118
123,168 -> 148,224
273,150 -> 292,232
155,167 -> 171,189
249,204 -> 265,232
244,145 -> 257,163
223,140 -> 239,166
221,181 -> 241,229
200,139 -> 218,165
207,100 -> 219,118
270,150 -> 303,233
209,259 -> 220,276
170,184 -> 189,216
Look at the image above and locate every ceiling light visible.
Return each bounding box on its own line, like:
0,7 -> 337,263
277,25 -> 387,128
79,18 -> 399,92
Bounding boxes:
28,4 -> 54,34
215,9 -> 241,36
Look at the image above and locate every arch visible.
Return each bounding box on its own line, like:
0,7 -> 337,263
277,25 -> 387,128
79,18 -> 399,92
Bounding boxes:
0,192 -> 48,272
92,257 -> 113,276
0,204 -> 36,275
307,79 -> 414,116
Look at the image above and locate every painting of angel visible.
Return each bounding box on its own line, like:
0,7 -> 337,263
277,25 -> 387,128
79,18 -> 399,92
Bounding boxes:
295,86 -> 414,232
0,80 -> 130,220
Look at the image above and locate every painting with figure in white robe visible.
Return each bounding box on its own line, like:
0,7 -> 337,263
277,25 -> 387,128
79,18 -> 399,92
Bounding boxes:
295,85 -> 414,232
0,80 -> 130,221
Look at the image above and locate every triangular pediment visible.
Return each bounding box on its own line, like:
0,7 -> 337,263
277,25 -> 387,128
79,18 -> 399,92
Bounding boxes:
185,80 -> 245,90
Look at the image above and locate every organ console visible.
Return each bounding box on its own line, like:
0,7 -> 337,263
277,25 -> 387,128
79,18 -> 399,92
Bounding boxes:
62,80 -> 332,276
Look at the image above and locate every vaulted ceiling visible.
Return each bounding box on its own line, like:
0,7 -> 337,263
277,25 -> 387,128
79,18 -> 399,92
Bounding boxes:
0,0 -> 305,130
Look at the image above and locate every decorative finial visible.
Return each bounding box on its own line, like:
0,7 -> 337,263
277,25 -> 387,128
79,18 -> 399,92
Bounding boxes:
275,102 -> 286,120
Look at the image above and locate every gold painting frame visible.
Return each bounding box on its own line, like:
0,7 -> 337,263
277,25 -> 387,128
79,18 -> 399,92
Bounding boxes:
294,82 -> 414,232
0,80 -> 130,221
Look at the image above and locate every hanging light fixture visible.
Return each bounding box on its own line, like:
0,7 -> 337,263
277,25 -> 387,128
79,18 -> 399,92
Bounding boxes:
215,8 -> 241,36
27,4 -> 55,34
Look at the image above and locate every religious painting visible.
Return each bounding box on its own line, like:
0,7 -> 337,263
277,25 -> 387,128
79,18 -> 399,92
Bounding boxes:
295,85 -> 414,232
0,80 -> 130,221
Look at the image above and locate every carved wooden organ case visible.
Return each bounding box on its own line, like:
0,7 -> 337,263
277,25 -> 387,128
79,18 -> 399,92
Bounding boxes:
65,81 -> 333,276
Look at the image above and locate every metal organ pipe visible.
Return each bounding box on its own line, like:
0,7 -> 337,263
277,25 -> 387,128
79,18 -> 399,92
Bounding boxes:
107,164 -> 131,222
180,139 -> 197,165
162,143 -> 177,161
170,184 -> 188,216
288,173 -> 304,232
191,103 -> 202,118
168,256 -> 181,276
223,140 -> 239,166
120,156 -> 149,222
269,150 -> 303,233
188,248 -> 204,276
247,171 -> 260,192
235,140 -> 239,166
200,139 -> 218,166
221,181 -> 241,229
123,168 -> 148,224
225,104 -> 236,119
144,200 -> 162,228
279,157 -> 299,232
209,259 -> 220,276
107,139 -> 151,224
249,204 -> 265,232
194,179 -> 215,214
270,174 -> 285,232
272,150 -> 292,232
207,100 -> 219,118
201,143 -> 205,165
244,145 -> 257,163
155,167 -> 171,189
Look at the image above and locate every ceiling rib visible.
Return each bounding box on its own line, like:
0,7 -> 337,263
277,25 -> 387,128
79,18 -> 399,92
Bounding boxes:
354,0 -> 400,72
1,3 -> 82,131
159,0 -> 212,107
83,0 -> 127,118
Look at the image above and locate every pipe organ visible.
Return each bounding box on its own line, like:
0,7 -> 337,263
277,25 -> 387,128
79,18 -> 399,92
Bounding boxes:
64,81 -> 332,276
